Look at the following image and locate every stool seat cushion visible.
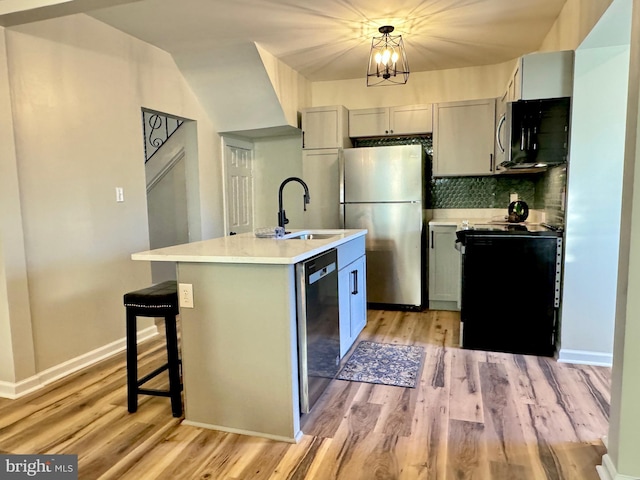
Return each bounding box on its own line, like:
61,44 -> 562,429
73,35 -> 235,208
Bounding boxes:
124,280 -> 178,311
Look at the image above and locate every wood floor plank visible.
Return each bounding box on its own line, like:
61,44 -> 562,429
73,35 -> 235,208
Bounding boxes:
428,310 -> 458,347
449,348 -> 484,423
554,365 -> 610,438
446,419 -> 490,479
526,403 -> 602,480
478,361 -> 537,480
307,401 -> 385,479
300,379 -> 361,438
525,356 -> 607,443
395,342 -> 452,480
87,413 -> 183,479
0,310 -> 611,480
113,423 -> 203,479
269,435 -> 327,480
375,386 -> 419,437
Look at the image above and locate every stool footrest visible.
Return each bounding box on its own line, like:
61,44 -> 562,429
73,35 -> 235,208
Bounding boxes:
137,364 -> 169,387
138,384 -> 184,397
138,388 -> 172,397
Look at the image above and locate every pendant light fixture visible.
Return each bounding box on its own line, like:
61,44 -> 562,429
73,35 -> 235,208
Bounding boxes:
367,25 -> 410,86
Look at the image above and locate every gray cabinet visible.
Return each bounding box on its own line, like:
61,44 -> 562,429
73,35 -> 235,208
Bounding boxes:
339,255 -> 367,357
505,50 -> 574,102
302,149 -> 341,229
433,98 -> 496,176
338,237 -> 367,356
428,224 -> 461,311
301,105 -> 351,149
349,104 -> 432,138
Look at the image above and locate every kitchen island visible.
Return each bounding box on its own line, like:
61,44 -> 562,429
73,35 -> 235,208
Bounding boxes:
131,229 -> 366,442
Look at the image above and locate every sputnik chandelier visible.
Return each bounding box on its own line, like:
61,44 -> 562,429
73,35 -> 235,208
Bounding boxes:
366,25 -> 410,86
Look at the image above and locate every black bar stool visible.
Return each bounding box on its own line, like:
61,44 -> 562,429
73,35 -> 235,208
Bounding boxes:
123,280 -> 182,417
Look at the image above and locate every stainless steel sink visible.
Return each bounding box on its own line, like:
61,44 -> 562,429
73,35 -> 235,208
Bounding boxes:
289,233 -> 336,240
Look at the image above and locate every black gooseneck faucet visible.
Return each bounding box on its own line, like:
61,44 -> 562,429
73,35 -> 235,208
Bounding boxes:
277,177 -> 310,228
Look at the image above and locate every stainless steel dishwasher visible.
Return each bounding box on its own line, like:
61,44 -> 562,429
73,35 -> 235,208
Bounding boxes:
296,248 -> 340,414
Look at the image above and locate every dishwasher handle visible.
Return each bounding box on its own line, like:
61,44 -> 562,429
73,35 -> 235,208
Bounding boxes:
308,262 -> 336,284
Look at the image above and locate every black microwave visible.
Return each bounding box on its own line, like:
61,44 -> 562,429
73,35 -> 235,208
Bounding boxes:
499,97 -> 571,170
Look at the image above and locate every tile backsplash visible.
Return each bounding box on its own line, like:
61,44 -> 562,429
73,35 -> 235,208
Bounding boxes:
537,165 -> 567,225
353,135 -> 566,223
431,176 -> 537,209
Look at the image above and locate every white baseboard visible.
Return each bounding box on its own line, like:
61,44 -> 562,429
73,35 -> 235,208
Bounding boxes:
598,454 -> 640,480
181,419 -> 302,444
557,348 -> 613,367
0,326 -> 158,399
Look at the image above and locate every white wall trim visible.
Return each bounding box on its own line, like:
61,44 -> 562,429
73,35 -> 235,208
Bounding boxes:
557,348 -> 613,366
0,326 -> 158,399
146,148 -> 185,193
182,419 -> 302,444
597,453 -> 640,480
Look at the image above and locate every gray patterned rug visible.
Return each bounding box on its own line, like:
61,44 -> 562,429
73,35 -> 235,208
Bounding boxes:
337,341 -> 425,388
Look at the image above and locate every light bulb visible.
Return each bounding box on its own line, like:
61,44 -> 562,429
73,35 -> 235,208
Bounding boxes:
382,50 -> 391,65
375,52 -> 382,64
391,51 -> 399,63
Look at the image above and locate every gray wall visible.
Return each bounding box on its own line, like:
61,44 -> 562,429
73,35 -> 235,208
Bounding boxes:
1,13 -> 223,379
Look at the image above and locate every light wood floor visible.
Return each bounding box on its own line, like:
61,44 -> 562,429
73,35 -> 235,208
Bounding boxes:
0,309 -> 610,479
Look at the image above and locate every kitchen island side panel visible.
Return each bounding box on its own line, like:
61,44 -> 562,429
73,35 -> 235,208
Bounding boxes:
177,262 -> 301,442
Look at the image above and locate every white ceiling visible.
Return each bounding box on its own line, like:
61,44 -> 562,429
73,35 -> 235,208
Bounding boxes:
81,0 -> 568,82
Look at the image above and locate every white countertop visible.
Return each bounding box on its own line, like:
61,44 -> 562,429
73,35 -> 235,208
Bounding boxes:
131,229 -> 367,265
428,218 -> 471,227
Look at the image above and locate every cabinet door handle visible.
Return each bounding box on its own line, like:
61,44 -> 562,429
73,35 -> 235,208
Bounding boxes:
302,131 -> 305,149
351,270 -> 358,295
431,230 -> 434,249
489,153 -> 493,172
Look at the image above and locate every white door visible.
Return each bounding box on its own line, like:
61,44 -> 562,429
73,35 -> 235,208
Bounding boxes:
223,137 -> 254,235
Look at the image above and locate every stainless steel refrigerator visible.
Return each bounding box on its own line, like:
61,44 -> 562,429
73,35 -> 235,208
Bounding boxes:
340,145 -> 424,307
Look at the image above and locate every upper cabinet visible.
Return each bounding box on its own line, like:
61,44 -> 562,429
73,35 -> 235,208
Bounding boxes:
433,98 -> 496,177
349,104 -> 433,138
505,50 -> 574,102
301,105 -> 351,149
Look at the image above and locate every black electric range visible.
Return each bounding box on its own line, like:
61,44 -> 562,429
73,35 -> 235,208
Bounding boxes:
456,222 -> 563,243
456,222 -> 563,357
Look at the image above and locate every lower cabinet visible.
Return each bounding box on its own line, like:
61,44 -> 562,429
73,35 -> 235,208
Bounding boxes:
428,225 -> 461,311
338,255 -> 367,357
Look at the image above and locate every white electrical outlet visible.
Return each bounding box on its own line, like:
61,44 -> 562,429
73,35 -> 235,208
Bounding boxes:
115,187 -> 124,202
179,283 -> 194,308
510,193 -> 518,203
